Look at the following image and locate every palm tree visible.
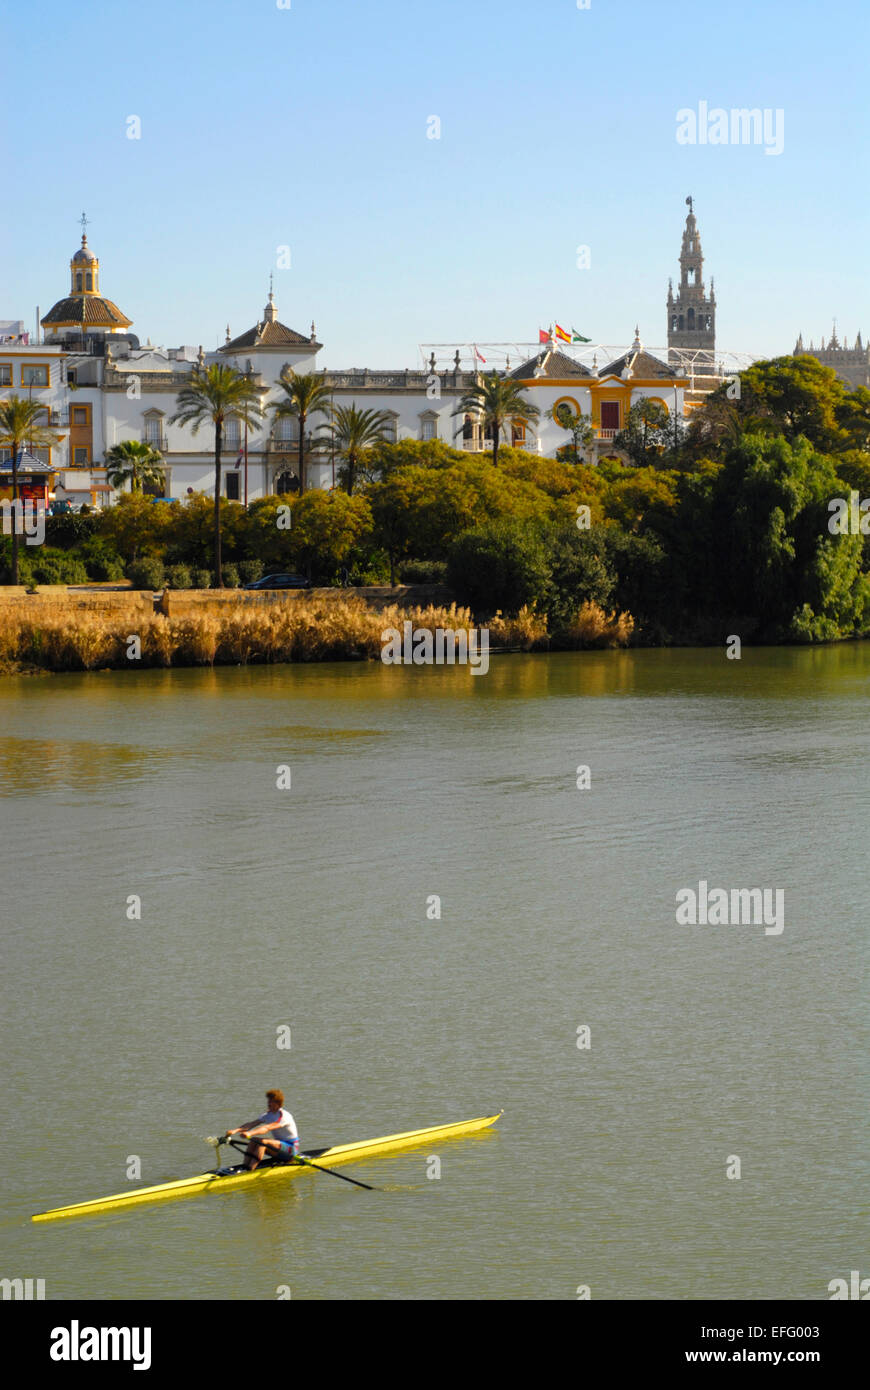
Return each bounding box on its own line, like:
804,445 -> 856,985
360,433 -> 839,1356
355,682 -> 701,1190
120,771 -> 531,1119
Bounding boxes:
453,372 -> 540,468
0,395 -> 58,584
317,403 -> 394,494
105,439 -> 166,495
170,363 -> 264,585
269,368 -> 333,492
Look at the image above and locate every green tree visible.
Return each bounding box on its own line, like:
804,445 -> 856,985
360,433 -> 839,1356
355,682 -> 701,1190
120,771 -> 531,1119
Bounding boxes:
453,372 -> 541,469
738,355 -> 847,450
104,439 -> 166,495
98,493 -> 173,564
269,368 -> 333,492
547,401 -> 594,464
170,363 -> 264,585
242,494 -> 296,572
710,433 -> 867,640
0,395 -> 58,584
364,437 -> 459,477
170,492 -> 246,569
367,470 -> 443,584
317,404 -> 395,494
614,399 -> 672,467
287,490 -> 373,581
836,387 -> 870,452
446,519 -> 550,617
543,526 -> 615,629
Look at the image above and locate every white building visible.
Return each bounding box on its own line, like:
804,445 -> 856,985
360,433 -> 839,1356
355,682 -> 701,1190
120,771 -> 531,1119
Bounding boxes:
1,231 -> 700,508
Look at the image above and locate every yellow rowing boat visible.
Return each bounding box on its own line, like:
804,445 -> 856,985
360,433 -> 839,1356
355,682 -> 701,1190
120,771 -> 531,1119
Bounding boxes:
32,1111 -> 502,1223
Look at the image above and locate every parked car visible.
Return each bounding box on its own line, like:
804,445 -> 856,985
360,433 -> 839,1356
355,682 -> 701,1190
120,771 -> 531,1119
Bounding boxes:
242,573 -> 312,590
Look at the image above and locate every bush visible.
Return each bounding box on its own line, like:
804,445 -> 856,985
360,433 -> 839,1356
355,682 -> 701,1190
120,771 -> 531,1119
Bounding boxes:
45,513 -> 100,550
78,538 -> 125,582
446,520 -> 550,618
398,559 -> 449,584
165,564 -> 193,590
542,527 -> 615,628
238,559 -> 264,584
191,568 -> 213,589
222,563 -> 241,588
26,548 -> 89,586
127,557 -> 166,590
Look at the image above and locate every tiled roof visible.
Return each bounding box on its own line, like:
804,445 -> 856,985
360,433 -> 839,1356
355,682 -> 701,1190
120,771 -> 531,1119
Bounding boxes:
510,349 -> 592,379
41,296 -> 132,327
599,349 -> 674,379
223,320 -> 318,351
0,452 -> 54,473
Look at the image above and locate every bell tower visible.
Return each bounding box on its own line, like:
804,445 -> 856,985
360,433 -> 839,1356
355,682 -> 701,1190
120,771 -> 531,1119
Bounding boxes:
667,197 -> 716,373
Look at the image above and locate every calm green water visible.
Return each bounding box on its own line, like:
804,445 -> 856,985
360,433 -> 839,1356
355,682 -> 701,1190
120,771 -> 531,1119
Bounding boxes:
1,646 -> 867,1300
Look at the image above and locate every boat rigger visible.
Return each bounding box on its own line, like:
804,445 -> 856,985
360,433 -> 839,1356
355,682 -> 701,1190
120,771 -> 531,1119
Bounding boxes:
32,1111 -> 503,1223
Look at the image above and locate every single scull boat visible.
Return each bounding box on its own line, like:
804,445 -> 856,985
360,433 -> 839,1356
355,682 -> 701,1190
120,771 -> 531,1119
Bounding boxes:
32,1111 -> 502,1223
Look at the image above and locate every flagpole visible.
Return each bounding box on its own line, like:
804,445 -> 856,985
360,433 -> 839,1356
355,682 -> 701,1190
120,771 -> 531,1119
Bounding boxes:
244,411 -> 248,510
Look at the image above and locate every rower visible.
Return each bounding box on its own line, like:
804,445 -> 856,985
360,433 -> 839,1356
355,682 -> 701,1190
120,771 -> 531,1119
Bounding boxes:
223,1089 -> 300,1172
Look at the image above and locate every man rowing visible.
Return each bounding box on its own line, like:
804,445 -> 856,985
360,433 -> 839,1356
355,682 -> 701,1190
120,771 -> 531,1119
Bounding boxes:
221,1089 -> 300,1172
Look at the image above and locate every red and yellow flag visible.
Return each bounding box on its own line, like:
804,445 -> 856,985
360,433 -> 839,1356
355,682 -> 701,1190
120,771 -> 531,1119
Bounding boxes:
555,324 -> 571,343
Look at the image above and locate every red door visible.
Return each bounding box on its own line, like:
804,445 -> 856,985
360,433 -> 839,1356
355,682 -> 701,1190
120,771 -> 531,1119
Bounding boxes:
600,402 -> 620,431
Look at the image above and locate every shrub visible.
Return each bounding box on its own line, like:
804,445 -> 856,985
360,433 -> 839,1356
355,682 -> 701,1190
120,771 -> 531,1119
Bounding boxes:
27,548 -> 89,586
78,538 -> 125,582
398,559 -> 449,584
127,557 -> 166,590
238,559 -> 264,584
446,520 -> 550,618
191,568 -> 213,589
45,513 -> 100,550
542,526 -> 615,628
165,564 -> 193,590
222,563 -> 241,588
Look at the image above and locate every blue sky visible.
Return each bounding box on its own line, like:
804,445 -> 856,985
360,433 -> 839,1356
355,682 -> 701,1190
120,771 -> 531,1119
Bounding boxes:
3,0 -> 868,367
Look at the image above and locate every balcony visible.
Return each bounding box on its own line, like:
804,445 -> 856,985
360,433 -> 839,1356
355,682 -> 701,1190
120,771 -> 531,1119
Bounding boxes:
142,433 -> 169,451
597,427 -> 619,440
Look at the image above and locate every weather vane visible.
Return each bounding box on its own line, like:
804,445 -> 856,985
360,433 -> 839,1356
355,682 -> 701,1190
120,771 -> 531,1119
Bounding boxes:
80,211 -> 90,236
686,195 -> 693,213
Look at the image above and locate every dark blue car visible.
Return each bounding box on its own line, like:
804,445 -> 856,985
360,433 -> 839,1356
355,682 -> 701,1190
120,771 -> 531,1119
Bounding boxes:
242,573 -> 312,590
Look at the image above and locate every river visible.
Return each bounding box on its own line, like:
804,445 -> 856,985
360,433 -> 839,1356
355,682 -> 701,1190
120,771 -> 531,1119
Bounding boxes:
1,645 -> 866,1299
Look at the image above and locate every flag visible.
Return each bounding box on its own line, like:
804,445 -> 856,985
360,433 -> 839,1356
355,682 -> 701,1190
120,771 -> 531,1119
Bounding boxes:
473,344 -> 486,363
539,328 -> 550,343
235,445 -> 244,469
572,328 -> 591,343
555,324 -> 571,343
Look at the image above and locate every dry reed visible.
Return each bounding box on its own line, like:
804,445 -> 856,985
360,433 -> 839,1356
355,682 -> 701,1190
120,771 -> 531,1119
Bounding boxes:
0,592 -> 634,672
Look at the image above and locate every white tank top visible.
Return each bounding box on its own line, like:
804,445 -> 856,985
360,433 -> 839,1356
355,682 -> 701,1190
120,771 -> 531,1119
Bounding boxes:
256,1108 -> 298,1143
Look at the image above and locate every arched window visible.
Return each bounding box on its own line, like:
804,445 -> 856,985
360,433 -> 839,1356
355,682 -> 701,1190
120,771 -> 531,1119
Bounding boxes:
85,273 -> 93,291
76,273 -> 83,291
671,315 -> 677,332
462,414 -> 474,439
678,315 -> 684,331
275,470 -> 299,495
687,308 -> 695,330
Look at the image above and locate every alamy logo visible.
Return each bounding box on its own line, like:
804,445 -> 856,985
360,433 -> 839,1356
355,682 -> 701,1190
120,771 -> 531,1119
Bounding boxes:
0,1276 -> 45,1300
0,499 -> 45,546
676,881 -> 785,935
50,1321 -> 152,1371
828,1270 -> 870,1299
381,620 -> 490,675
827,492 -> 870,534
676,102 -> 784,156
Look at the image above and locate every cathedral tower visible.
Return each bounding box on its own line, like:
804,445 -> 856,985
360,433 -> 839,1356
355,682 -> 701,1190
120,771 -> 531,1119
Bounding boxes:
667,197 -> 716,373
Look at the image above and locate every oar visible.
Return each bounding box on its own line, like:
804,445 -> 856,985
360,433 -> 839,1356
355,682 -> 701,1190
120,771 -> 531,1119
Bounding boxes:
295,1154 -> 377,1191
205,1136 -> 377,1191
